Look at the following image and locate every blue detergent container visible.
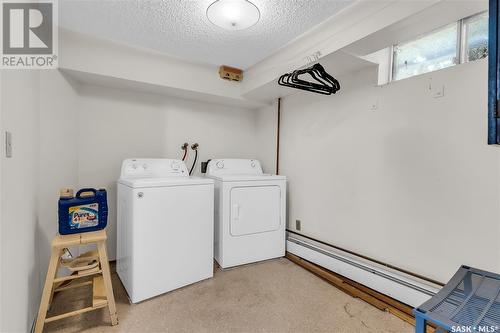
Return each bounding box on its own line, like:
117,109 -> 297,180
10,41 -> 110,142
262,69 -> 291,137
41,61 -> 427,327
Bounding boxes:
58,188 -> 108,235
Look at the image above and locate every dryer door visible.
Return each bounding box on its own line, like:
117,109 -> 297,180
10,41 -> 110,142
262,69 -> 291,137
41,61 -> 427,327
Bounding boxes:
230,185 -> 281,236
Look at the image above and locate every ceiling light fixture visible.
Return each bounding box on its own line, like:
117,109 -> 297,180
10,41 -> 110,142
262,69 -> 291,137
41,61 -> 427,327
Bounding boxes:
207,0 -> 260,31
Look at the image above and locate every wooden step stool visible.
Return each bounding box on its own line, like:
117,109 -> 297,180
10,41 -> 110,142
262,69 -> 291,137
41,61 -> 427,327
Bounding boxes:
35,230 -> 118,333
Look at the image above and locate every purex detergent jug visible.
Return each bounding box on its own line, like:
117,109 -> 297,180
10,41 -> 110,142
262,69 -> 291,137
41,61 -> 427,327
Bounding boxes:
58,188 -> 108,235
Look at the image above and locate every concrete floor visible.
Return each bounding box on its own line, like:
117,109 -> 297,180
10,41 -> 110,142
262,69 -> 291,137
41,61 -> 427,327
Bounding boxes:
44,258 -> 413,333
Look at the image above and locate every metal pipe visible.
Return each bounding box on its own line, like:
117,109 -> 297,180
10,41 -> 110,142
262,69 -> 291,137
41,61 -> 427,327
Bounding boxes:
276,98 -> 281,175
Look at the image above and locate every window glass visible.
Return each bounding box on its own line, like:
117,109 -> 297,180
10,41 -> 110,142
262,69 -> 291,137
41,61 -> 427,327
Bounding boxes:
393,23 -> 459,81
464,12 -> 489,62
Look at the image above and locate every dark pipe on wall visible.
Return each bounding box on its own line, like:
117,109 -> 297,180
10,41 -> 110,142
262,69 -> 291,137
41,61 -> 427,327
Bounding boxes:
276,98 -> 281,175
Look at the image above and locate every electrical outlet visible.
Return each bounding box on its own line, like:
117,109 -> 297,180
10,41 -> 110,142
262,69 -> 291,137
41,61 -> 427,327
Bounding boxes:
295,219 -> 301,231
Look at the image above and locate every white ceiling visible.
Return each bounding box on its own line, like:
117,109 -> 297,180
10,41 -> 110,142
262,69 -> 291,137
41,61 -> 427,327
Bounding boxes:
59,0 -> 353,70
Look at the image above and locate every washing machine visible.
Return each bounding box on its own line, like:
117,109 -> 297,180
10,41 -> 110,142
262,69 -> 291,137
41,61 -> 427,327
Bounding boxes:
117,158 -> 214,303
206,159 -> 286,269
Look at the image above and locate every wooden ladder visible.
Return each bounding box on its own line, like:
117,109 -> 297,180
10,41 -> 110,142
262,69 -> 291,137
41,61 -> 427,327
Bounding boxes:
34,230 -> 118,333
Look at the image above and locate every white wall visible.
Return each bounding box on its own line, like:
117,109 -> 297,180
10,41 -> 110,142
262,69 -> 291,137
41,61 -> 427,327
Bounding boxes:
76,85 -> 261,259
280,59 -> 500,283
59,29 -> 244,102
38,70 -> 80,285
1,69 -> 3,332
0,68 -> 261,329
0,69 -> 3,333
255,101 -> 278,174
0,71 -> 40,333
0,69 -> 265,330
0,69 -> 79,332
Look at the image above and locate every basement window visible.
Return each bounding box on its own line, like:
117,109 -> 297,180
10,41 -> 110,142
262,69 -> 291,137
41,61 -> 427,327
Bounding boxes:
463,12 -> 489,62
391,11 -> 488,82
392,23 -> 458,81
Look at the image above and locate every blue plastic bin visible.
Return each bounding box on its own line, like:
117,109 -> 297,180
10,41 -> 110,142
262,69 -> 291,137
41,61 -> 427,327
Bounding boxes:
414,266 -> 500,333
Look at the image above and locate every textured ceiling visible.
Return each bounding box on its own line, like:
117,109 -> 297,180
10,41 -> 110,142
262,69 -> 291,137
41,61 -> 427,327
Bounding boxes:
60,0 -> 353,69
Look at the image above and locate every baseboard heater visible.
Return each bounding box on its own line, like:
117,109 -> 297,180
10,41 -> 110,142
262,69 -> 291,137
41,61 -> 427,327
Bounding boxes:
286,232 -> 441,308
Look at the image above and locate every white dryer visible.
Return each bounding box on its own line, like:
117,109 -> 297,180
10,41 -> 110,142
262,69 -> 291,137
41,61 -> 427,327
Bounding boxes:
206,159 -> 286,269
117,159 -> 214,303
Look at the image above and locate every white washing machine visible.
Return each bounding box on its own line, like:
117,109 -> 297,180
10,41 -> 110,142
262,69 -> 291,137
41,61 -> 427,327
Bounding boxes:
206,159 -> 286,269
117,158 -> 214,303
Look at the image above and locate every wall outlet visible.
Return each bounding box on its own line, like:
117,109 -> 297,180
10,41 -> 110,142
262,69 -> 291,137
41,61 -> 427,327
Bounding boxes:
295,219 -> 301,231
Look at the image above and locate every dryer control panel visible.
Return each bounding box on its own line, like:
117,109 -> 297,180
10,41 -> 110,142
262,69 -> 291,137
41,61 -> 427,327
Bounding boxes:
206,159 -> 263,177
120,159 -> 189,179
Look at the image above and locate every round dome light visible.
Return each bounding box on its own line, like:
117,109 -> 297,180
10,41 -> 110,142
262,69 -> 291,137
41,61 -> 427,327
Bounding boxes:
207,0 -> 260,31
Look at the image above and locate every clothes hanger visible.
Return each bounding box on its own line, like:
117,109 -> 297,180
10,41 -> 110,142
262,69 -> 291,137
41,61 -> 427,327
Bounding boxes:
292,64 -> 340,93
279,67 -> 334,94
278,63 -> 340,95
279,72 -> 332,95
291,67 -> 335,92
311,64 -> 340,91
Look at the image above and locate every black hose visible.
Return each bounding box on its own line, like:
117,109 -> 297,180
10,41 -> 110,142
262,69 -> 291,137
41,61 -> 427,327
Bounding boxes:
181,143 -> 189,161
189,149 -> 198,175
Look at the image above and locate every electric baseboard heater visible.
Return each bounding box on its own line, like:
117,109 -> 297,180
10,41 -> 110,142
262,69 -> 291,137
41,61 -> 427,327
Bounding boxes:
286,232 -> 441,307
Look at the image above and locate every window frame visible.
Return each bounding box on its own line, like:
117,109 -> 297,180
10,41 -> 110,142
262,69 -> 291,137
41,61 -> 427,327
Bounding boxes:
463,11 -> 490,63
488,0 -> 499,144
390,11 -> 488,83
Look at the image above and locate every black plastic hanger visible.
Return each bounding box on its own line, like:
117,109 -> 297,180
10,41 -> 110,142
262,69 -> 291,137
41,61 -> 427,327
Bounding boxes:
279,72 -> 332,95
291,67 -> 334,92
291,64 -> 340,93
312,64 -> 340,91
278,63 -> 340,95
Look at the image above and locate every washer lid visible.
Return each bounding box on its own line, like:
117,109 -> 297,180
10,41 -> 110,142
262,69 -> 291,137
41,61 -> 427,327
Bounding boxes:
118,176 -> 214,188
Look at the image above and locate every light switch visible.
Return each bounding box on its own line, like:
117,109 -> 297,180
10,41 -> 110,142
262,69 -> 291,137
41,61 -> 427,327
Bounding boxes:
5,131 -> 12,158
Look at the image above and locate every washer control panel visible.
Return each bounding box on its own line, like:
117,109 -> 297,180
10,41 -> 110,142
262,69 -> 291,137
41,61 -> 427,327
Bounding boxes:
206,159 -> 263,177
216,161 -> 225,169
120,159 -> 188,179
